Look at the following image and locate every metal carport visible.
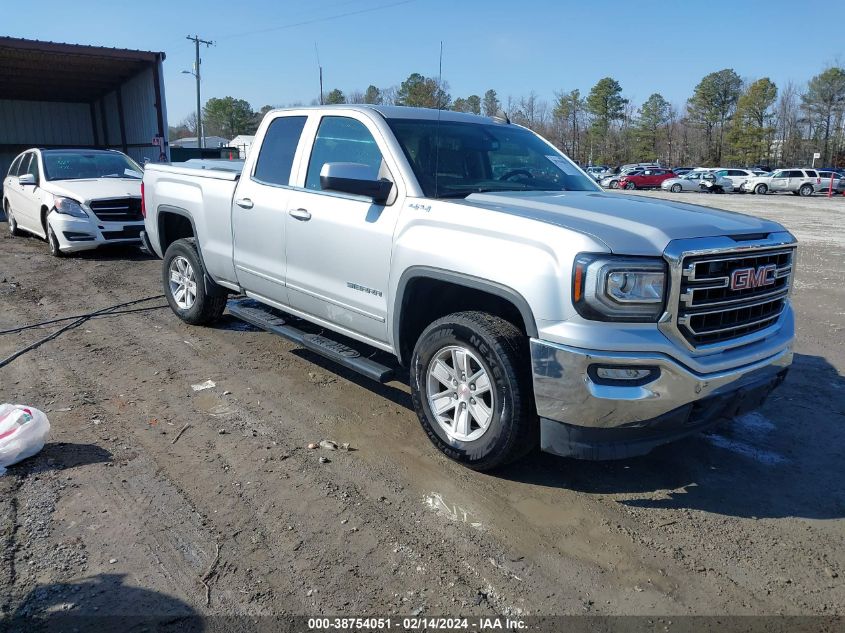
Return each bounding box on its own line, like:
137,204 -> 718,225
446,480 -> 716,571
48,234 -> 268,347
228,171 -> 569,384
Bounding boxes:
0,36 -> 169,201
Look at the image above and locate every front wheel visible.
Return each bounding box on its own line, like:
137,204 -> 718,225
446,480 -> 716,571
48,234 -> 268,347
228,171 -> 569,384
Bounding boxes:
625,182 -> 636,190
47,223 -> 65,258
670,184 -> 682,193
162,239 -> 227,325
410,311 -> 536,471
799,184 -> 813,197
6,203 -> 21,236
609,180 -> 619,189
754,184 -> 768,195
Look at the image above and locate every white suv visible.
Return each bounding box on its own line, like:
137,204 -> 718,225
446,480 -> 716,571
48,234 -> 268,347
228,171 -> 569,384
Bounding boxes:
740,168 -> 820,196
3,148 -> 144,256
713,168 -> 757,191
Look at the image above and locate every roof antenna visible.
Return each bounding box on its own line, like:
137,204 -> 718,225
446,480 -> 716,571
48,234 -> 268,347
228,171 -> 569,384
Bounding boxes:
434,41 -> 443,200
315,43 -> 324,105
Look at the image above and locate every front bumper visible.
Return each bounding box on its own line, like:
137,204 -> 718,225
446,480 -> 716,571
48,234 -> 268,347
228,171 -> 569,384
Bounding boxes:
49,212 -> 143,253
531,339 -> 792,460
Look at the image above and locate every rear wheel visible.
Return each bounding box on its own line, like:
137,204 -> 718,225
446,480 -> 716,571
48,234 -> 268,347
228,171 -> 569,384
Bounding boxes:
754,183 -> 768,195
670,183 -> 682,193
410,311 -> 536,471
625,182 -> 636,190
162,239 -> 227,325
798,184 -> 813,197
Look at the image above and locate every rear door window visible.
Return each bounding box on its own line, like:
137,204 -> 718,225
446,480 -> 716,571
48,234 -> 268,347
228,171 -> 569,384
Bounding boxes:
805,170 -> 818,178
252,115 -> 308,186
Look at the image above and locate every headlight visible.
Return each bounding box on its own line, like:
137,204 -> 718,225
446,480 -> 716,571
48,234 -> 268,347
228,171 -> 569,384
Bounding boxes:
572,254 -> 667,322
53,196 -> 88,218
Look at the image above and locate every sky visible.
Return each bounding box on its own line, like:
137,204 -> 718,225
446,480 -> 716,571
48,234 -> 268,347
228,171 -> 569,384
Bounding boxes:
3,0 -> 841,125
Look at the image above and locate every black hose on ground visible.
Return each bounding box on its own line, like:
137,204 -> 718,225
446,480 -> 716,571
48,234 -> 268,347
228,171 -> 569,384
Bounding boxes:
0,295 -> 165,369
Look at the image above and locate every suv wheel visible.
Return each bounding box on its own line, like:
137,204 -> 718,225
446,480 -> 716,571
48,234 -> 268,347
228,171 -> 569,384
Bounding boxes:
162,238 -> 227,325
410,311 -> 536,471
798,184 -> 813,197
754,183 -> 768,195
47,223 -> 65,258
6,202 -> 21,236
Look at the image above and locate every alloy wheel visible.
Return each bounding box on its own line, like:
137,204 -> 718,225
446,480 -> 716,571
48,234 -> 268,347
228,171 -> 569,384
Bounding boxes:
169,255 -> 198,310
425,345 -> 494,442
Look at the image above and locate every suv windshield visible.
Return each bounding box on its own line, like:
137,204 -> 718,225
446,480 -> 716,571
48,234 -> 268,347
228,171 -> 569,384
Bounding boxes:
42,151 -> 142,181
386,119 -> 598,198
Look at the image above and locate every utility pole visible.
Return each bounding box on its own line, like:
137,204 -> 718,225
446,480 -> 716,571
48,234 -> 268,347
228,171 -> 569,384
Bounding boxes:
186,35 -> 214,149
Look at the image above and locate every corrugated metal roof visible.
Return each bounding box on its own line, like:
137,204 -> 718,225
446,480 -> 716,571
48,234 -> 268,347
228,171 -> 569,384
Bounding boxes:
0,36 -> 165,102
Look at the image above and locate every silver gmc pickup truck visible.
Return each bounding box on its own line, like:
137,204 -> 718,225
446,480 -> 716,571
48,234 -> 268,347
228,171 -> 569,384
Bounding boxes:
142,105 -> 795,471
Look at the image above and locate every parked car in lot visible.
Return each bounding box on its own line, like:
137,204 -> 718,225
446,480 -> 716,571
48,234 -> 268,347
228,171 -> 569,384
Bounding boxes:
740,168 -> 820,196
817,170 -> 845,194
617,167 -> 676,190
713,168 -> 758,191
672,166 -> 694,176
3,148 -> 144,256
142,105 -> 795,470
600,168 -> 643,189
585,165 -> 611,180
661,170 -> 733,193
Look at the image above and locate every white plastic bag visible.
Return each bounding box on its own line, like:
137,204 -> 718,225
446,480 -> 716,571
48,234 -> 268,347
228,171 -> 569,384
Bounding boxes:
0,404 -> 51,475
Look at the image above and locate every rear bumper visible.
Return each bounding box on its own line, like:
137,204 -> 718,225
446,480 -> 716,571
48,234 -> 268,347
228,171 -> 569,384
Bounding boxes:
531,338 -> 793,460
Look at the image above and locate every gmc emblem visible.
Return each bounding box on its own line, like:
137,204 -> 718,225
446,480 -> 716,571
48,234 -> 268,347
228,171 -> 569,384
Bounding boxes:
730,264 -> 777,291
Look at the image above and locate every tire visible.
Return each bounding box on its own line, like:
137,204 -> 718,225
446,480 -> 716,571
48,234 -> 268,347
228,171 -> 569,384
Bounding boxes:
162,238 -> 227,325
754,184 -> 768,195
670,184 -> 682,193
625,182 -> 636,190
799,184 -> 813,197
5,202 -> 21,236
609,180 -> 619,189
410,311 -> 537,471
47,223 -> 65,258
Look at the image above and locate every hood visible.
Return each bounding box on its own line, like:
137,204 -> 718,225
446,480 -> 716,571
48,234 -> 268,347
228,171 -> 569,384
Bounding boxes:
457,191 -> 785,255
43,178 -> 141,204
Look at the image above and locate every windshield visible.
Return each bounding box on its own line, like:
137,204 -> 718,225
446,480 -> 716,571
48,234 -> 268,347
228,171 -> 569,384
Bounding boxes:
386,119 -> 598,198
42,151 -> 143,181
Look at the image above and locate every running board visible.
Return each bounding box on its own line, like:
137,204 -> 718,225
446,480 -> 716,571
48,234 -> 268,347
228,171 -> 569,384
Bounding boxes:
227,299 -> 395,383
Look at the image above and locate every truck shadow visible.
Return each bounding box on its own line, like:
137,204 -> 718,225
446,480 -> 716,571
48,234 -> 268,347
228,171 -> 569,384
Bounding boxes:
498,353 -> 845,520
6,573 -> 203,632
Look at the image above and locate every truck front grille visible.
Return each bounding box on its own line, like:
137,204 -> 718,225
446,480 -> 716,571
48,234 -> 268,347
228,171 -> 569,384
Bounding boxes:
89,198 -> 143,222
677,248 -> 794,346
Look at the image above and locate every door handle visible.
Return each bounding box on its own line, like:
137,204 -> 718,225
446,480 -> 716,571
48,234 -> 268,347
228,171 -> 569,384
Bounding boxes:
289,208 -> 312,221
235,198 -> 254,209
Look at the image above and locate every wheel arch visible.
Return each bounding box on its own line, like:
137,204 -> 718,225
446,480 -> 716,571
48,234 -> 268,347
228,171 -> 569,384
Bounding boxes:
392,267 -> 538,366
157,206 -> 227,299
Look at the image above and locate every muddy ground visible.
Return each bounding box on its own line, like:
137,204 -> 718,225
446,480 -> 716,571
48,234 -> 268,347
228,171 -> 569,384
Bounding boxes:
0,191 -> 843,625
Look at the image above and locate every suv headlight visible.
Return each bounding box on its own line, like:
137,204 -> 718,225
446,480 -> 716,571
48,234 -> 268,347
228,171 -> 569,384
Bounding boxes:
572,254 -> 667,322
53,196 -> 88,218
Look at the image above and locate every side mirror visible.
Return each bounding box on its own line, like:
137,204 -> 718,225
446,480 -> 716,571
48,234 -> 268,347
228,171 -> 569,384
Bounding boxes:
18,174 -> 36,186
320,163 -> 392,204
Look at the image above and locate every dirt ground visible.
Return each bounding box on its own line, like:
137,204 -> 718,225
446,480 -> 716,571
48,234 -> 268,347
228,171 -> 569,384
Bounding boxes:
0,190 -> 843,624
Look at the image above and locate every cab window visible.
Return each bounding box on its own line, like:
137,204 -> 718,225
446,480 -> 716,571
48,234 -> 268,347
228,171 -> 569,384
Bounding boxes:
253,115 -> 307,186
305,117 -> 383,191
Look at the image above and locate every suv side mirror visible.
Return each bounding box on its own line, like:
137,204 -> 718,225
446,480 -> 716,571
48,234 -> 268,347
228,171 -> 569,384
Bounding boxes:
320,163 -> 392,204
18,174 -> 37,186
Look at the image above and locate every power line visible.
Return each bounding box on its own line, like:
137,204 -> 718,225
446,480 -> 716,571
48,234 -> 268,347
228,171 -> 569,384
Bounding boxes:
218,0 -> 415,41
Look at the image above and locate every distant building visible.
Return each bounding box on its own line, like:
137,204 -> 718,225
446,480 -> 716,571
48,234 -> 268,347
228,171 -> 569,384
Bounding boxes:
228,135 -> 255,159
171,136 -> 229,149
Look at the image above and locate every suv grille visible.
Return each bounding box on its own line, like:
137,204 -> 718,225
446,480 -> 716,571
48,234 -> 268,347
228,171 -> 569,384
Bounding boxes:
88,198 -> 143,222
677,248 -> 794,346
